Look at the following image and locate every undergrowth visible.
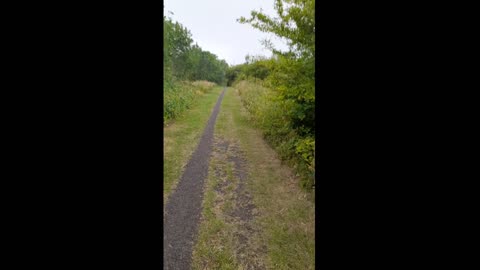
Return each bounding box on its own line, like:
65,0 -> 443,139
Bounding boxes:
164,80 -> 216,124
234,80 -> 315,189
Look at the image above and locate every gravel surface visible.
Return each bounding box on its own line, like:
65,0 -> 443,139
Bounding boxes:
163,87 -> 227,270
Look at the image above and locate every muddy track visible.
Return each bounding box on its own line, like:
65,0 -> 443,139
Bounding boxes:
163,87 -> 226,270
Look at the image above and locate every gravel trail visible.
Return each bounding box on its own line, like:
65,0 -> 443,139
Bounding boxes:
163,87 -> 227,270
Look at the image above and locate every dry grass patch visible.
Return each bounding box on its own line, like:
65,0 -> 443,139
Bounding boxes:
192,80 -> 217,93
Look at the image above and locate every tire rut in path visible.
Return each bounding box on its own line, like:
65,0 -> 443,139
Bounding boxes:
164,87 -> 227,270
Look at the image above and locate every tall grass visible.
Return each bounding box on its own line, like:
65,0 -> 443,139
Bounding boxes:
164,80 -> 216,124
234,80 -> 315,189
191,80 -> 216,91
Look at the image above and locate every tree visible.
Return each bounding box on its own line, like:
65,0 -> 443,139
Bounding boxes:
238,0 -> 315,135
164,16 -> 228,84
238,0 -> 315,59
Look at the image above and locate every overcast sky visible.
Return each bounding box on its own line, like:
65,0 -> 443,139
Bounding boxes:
164,0 -> 289,66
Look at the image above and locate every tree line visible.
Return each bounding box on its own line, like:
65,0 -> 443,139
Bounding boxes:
164,15 -> 228,85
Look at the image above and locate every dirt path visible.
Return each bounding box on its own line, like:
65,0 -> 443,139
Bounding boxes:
163,87 -> 227,270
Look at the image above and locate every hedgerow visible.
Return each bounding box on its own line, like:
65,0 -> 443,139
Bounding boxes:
231,0 -> 316,189
235,80 -> 314,189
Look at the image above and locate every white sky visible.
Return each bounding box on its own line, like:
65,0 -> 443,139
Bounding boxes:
164,0 -> 289,66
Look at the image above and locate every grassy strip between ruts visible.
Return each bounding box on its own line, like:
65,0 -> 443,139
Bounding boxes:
164,86 -> 223,203
192,87 -> 315,269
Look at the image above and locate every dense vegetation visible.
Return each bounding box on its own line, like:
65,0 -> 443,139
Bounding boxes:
164,15 -> 228,123
229,0 -> 315,189
164,80 -> 217,123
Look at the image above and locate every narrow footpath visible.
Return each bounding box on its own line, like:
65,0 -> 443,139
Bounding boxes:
163,87 -> 227,270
